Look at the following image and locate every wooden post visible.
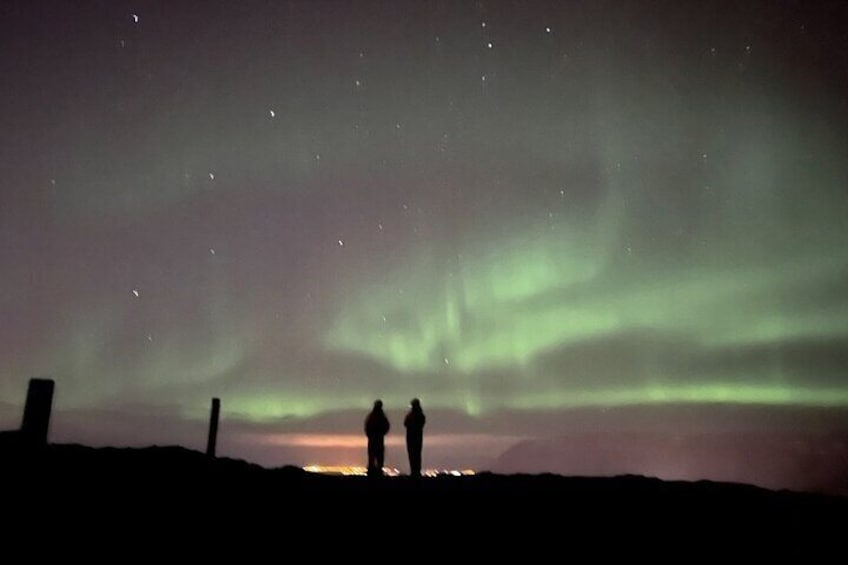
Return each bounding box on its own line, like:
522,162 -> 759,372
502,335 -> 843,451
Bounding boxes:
21,378 -> 54,445
206,397 -> 220,457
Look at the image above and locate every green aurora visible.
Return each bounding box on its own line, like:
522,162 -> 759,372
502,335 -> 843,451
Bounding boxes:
1,2 -> 847,470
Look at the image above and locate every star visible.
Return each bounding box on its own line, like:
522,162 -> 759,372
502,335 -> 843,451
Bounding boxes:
545,26 -> 552,33
208,172 -> 215,180
132,289 -> 139,298
338,239 -> 344,247
487,42 -> 493,49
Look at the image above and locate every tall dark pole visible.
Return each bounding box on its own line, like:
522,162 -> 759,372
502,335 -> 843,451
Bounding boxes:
21,378 -> 55,445
206,397 -> 220,457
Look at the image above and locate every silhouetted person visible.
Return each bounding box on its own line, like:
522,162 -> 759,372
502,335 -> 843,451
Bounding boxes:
365,399 -> 390,476
404,398 -> 426,477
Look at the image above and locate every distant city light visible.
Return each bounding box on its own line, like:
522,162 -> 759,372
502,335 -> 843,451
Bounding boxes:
302,465 -> 476,477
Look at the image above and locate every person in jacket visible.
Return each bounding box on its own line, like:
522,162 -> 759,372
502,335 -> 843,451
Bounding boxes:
404,398 -> 426,477
365,399 -> 390,476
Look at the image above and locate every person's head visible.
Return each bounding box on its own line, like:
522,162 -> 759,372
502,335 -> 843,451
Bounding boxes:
373,399 -> 383,410
410,398 -> 420,409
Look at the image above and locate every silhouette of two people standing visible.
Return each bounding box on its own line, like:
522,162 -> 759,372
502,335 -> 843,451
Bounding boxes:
364,398 -> 427,477
365,399 -> 390,476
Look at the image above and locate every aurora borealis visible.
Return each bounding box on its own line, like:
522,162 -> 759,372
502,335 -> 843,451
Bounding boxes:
1,1 -> 847,489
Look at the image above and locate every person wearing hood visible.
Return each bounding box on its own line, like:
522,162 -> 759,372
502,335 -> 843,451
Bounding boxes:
404,398 -> 426,477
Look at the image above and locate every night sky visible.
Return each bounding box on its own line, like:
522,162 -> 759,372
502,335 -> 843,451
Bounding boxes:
2,1 -> 848,490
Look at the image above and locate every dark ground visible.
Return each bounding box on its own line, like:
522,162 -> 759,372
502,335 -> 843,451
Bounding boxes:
2,436 -> 845,555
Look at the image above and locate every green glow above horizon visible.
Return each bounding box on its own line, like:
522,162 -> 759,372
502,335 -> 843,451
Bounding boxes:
322,149 -> 848,416
205,383 -> 848,422
506,383 -> 848,410
326,217 -> 848,374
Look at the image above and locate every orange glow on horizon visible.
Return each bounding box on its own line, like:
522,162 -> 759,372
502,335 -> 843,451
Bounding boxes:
249,432 -> 525,449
